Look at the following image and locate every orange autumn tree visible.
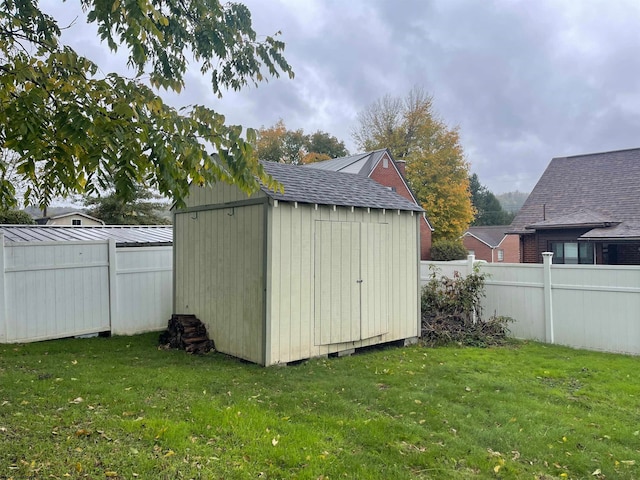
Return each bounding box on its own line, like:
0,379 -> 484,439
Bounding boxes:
353,87 -> 474,240
256,120 -> 347,164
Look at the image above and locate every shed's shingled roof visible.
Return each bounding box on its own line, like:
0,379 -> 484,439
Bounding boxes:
260,161 -> 423,212
510,148 -> 640,239
463,226 -> 511,248
0,225 -> 172,246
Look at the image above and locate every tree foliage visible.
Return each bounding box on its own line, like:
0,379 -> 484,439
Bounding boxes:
0,209 -> 34,224
0,0 -> 293,209
353,87 -> 474,240
255,119 -> 348,164
469,173 -> 515,226
85,186 -> 171,225
430,239 -> 468,261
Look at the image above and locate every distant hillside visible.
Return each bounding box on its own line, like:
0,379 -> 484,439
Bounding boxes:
496,191 -> 529,214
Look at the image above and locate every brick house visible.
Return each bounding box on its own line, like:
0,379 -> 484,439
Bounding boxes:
305,149 -> 434,259
510,147 -> 640,264
462,226 -> 520,263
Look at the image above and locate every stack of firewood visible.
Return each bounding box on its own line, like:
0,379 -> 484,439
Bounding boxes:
159,314 -> 215,354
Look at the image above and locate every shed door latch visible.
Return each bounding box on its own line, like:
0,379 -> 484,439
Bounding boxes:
356,279 -> 363,284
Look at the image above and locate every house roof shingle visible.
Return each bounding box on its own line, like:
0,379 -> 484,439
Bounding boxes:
510,147 -> 640,239
0,225 -> 173,246
463,226 -> 511,248
259,161 -> 423,212
526,209 -> 620,229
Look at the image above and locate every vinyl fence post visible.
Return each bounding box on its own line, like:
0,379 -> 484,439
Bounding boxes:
0,234 -> 5,343
542,252 -> 554,343
108,238 -> 118,334
467,254 -> 477,324
467,254 -> 475,276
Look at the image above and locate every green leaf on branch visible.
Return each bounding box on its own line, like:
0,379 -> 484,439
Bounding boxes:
0,0 -> 293,208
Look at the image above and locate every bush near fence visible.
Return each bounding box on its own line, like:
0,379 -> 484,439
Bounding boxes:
421,255 -> 640,356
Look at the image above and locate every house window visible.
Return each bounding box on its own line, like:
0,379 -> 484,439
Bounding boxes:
72,219 -> 82,226
550,242 -> 594,264
383,157 -> 388,168
468,250 -> 475,256
497,249 -> 504,262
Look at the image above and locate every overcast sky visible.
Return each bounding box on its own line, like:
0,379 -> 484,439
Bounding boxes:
46,0 -> 640,194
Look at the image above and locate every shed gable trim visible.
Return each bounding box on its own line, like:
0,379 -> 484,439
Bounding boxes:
174,197 -> 268,215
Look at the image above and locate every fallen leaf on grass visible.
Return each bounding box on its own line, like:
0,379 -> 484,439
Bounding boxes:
105,471 -> 118,477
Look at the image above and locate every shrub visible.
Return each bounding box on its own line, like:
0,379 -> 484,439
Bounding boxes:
421,265 -> 513,347
0,209 -> 35,224
431,239 -> 468,261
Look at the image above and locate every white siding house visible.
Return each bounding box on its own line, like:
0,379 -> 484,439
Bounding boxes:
173,162 -> 422,366
35,212 -> 105,226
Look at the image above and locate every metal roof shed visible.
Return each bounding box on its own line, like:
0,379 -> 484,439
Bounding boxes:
0,225 -> 172,246
173,162 -> 423,366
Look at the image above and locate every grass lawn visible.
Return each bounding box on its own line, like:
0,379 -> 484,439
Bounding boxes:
1,334 -> 639,479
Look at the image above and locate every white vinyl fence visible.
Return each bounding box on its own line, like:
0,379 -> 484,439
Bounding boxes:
0,237 -> 172,343
421,254 -> 640,355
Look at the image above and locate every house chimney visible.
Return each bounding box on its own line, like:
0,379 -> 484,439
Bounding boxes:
395,160 -> 406,178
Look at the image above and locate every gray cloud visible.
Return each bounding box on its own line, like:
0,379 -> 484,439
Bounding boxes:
39,0 -> 640,194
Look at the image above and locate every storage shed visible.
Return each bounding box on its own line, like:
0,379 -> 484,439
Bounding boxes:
173,162 -> 423,366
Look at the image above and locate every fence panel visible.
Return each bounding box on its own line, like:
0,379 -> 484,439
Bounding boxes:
3,241 -> 110,342
113,246 -> 173,335
421,257 -> 640,355
0,240 -> 173,343
550,265 -> 640,354
482,263 -> 547,341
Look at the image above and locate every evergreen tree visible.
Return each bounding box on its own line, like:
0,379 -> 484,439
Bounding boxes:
85,186 -> 171,225
469,173 -> 515,226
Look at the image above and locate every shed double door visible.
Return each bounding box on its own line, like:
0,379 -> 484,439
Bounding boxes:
314,220 -> 390,345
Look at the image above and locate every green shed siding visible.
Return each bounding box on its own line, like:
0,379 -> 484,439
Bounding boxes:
174,187 -> 266,364
265,203 -> 420,365
174,173 -> 421,366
